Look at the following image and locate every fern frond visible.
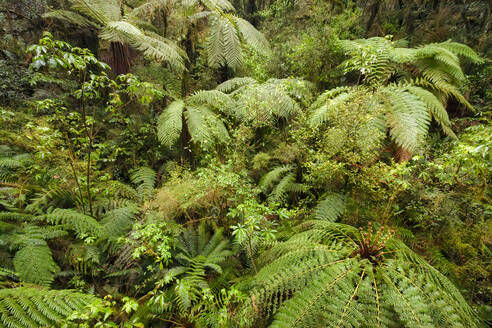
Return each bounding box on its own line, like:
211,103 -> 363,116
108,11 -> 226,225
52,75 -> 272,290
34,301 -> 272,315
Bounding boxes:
437,41 -> 483,63
184,106 -> 214,147
130,166 -> 157,197
42,10 -> 100,28
405,85 -> 456,138
206,15 -> 226,68
157,100 -> 184,148
199,106 -> 230,145
309,91 -> 353,127
259,165 -> 293,191
100,21 -> 185,71
0,212 -> 35,222
268,173 -> 303,203
248,220 -> 483,328
219,78 -> 306,125
39,209 -> 101,238
130,0 -> 172,20
71,0 -> 120,22
187,90 -> 233,112
100,205 -> 139,238
13,243 -> 60,286
206,14 -> 242,69
314,193 -> 346,221
221,15 -> 242,69
0,287 -> 98,328
382,86 -> 431,152
201,0 -> 235,11
216,77 -> 256,92
232,15 -> 270,54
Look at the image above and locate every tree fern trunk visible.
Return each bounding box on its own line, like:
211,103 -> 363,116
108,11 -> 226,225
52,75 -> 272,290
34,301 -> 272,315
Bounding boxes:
109,42 -> 131,75
365,0 -> 380,35
395,146 -> 412,163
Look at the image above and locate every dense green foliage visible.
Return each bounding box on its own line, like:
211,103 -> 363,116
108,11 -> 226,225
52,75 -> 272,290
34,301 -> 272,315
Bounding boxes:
0,0 -> 490,327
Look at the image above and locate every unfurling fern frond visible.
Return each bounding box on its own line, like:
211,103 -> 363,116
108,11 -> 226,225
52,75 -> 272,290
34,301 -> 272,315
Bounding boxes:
314,193 -> 346,221
0,287 -> 99,328
247,220 -> 483,328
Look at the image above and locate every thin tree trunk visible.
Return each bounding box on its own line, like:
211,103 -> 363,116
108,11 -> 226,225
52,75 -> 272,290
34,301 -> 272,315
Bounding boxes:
365,0 -> 380,35
109,42 -> 131,75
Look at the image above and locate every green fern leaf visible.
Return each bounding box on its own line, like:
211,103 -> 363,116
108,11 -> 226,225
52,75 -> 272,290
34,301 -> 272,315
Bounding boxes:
157,100 -> 184,148
0,287 -> 99,328
13,243 -> 60,286
314,193 -> 346,221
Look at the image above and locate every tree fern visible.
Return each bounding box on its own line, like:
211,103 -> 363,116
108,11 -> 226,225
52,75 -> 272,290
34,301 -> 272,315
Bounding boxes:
340,36 -> 482,110
246,220 -> 483,328
157,95 -> 230,150
310,83 -> 460,154
43,0 -> 185,73
0,287 -> 99,328
205,11 -> 269,69
216,77 -> 312,126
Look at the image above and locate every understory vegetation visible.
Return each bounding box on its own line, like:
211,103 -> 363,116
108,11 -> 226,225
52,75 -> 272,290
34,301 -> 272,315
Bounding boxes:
0,0 -> 490,327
